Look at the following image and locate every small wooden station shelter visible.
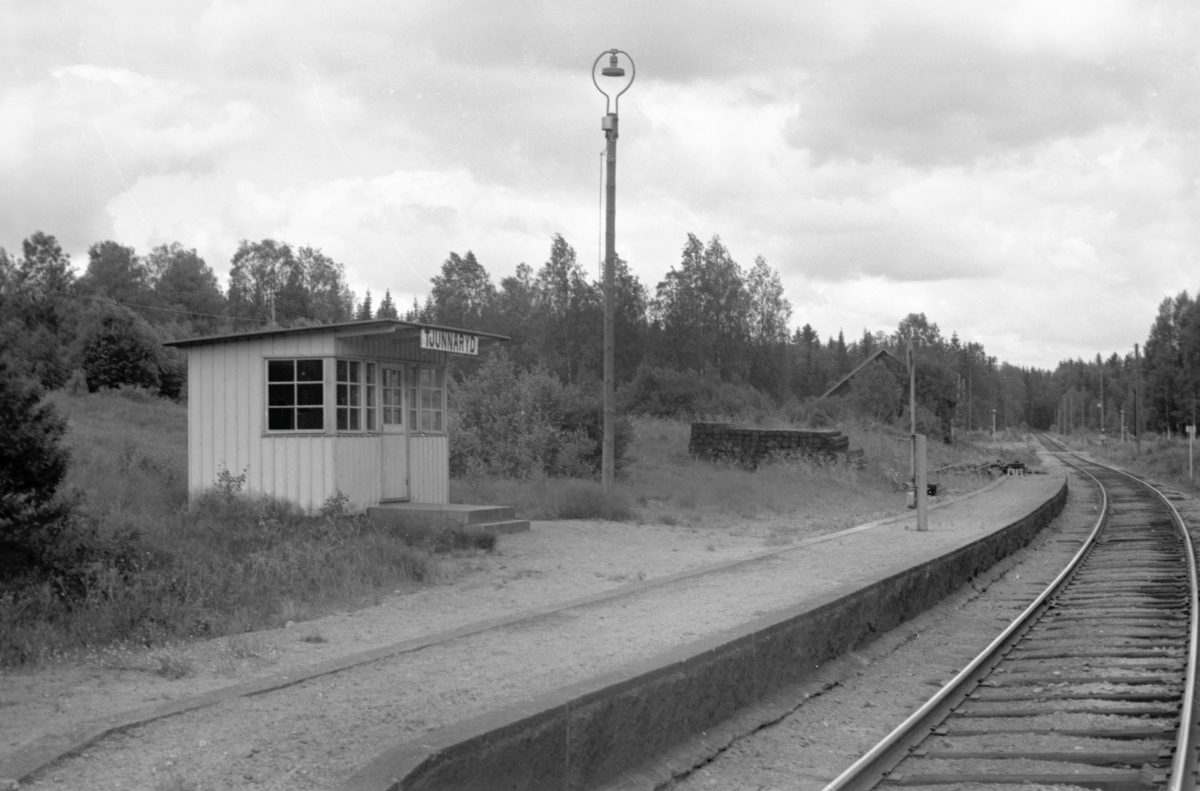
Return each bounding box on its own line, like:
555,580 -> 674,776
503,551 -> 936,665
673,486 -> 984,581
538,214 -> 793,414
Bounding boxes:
165,319 -> 506,514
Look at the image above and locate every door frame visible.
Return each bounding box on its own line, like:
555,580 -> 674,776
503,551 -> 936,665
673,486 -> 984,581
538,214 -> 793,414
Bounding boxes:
379,363 -> 410,501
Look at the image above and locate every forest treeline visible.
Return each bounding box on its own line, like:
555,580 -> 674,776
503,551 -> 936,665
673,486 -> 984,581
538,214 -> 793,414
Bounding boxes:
1,228 -> 1195,438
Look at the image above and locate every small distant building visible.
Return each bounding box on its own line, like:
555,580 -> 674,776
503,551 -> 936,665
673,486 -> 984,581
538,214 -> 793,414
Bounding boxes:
819,348 -> 906,399
164,320 -> 507,514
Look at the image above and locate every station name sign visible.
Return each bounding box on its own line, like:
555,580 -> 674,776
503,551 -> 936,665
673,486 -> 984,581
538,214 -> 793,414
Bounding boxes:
419,328 -> 480,356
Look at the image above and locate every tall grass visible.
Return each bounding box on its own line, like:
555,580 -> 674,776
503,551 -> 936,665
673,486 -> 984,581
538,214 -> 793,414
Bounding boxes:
1065,430 -> 1200,496
0,390 -> 460,667
452,414 -> 1026,530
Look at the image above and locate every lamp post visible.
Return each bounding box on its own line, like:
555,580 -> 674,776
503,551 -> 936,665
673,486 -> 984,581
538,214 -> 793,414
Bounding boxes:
593,49 -> 635,495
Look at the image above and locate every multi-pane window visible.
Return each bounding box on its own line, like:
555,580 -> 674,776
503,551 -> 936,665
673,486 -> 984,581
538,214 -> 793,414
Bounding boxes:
267,359 -> 324,431
412,367 -> 444,432
336,359 -> 362,431
365,363 -> 377,431
382,368 -> 404,428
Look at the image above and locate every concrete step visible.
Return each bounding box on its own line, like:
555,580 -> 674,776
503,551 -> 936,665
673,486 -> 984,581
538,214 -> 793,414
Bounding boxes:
467,519 -> 531,536
367,503 -> 516,531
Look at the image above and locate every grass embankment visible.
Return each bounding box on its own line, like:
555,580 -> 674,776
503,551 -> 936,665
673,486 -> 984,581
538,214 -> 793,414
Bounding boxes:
1060,430 -> 1200,497
1,390 -> 461,666
454,417 -> 1038,545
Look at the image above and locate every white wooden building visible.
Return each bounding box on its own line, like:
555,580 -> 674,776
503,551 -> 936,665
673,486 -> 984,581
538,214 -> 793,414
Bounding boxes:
165,320 -> 506,513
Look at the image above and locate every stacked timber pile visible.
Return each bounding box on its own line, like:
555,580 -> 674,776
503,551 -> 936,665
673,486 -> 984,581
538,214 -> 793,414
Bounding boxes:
688,423 -> 854,468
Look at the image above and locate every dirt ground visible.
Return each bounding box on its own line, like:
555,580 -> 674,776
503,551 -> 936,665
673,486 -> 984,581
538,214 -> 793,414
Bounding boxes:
2,470 -> 1068,790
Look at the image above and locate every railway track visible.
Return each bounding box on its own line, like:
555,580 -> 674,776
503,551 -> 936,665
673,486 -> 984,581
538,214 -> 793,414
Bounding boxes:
822,438 -> 1199,791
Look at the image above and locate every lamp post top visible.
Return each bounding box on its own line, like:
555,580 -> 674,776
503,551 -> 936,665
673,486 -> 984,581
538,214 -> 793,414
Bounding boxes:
592,48 -> 636,116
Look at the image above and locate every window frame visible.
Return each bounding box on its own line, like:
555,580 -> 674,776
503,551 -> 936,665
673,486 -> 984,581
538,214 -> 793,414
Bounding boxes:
410,364 -> 446,434
380,364 -> 406,433
335,358 -> 366,433
264,357 -> 326,434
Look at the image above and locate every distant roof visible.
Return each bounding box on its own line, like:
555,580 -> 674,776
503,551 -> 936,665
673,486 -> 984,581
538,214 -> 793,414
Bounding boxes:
819,348 -> 905,399
163,319 -> 510,349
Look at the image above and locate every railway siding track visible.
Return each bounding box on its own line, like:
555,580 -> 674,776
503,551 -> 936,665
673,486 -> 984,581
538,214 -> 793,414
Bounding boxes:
823,440 -> 1200,791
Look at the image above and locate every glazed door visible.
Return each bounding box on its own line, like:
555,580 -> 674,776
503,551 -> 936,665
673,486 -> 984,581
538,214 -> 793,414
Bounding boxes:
380,365 -> 409,500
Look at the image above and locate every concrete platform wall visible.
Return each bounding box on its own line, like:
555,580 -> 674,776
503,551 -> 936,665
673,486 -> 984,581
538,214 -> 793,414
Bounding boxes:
347,478 -> 1067,791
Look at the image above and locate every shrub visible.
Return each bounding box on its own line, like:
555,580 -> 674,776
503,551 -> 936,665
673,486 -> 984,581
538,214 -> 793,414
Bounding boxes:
618,364 -> 774,420
449,353 -> 631,479
0,354 -> 73,581
79,304 -> 163,394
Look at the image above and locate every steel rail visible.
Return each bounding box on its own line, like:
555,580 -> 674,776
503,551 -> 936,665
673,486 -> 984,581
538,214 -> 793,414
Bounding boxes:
818,447 -> 1109,791
1051,442 -> 1199,791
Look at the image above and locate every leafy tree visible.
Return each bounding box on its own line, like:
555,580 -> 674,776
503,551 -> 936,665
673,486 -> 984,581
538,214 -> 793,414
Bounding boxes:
376,289 -> 398,319
532,235 -> 600,383
297,246 -> 355,324
430,251 -> 495,329
77,241 -> 149,308
147,243 -> 226,334
227,240 -> 353,327
491,263 -> 538,368
652,233 -> 749,381
79,304 -> 163,393
607,256 -> 649,383
227,239 -> 295,325
745,255 -> 792,398
0,233 -> 76,388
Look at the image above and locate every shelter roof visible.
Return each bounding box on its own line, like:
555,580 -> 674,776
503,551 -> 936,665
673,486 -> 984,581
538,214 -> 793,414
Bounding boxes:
162,319 -> 509,349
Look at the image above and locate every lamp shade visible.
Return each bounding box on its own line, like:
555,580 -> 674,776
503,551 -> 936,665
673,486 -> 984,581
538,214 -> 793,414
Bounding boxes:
601,53 -> 625,77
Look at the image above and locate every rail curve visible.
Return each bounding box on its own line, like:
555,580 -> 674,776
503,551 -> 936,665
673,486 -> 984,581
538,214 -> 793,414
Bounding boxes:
820,437 -> 1199,791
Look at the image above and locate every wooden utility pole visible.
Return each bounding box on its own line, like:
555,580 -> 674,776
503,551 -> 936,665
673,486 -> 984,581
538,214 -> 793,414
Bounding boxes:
1135,343 -> 1142,458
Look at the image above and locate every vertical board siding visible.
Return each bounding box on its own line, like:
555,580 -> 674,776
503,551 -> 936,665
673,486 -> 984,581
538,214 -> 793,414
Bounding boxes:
333,437 -> 381,513
199,344 -> 216,492
409,436 -> 449,503
188,350 -> 203,495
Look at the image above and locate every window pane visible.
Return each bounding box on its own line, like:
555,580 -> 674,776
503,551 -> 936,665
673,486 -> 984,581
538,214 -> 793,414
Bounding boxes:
337,384 -> 348,406
297,408 -> 323,430
410,409 -> 416,428
297,383 -> 323,406
433,368 -> 443,387
268,408 -> 294,430
420,368 -> 432,388
433,411 -> 442,431
337,408 -> 347,431
349,384 -> 360,407
268,360 -> 294,382
350,410 -> 360,430
298,359 -> 323,381
268,384 -> 295,407
367,410 -> 376,431
367,386 -> 375,407
421,411 -> 432,431
349,361 -> 360,382
366,363 -> 375,384
337,359 -> 347,382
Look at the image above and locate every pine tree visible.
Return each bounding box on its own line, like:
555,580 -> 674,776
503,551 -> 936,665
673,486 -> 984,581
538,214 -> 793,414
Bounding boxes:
356,290 -> 373,321
376,289 -> 398,319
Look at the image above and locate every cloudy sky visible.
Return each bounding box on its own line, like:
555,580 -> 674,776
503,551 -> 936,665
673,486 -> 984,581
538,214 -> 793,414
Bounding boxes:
3,0 -> 1197,369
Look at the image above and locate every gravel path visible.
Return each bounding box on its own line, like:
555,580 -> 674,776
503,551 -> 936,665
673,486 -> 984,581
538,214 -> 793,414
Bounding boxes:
6,472 -> 1063,790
